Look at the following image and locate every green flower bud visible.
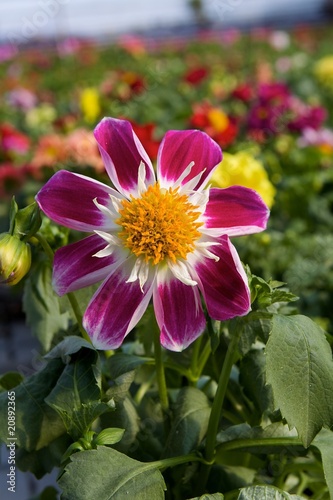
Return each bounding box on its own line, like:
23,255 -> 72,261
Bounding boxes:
0,233 -> 31,285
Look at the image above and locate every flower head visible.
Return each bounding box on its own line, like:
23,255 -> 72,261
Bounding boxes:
190,103 -> 238,148
80,87 -> 101,124
314,55 -> 333,90
36,117 -> 269,352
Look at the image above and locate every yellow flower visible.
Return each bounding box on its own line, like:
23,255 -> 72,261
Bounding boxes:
211,151 -> 276,208
314,55 -> 333,90
80,87 -> 101,123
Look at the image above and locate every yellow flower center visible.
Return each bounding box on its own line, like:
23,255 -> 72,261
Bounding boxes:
116,183 -> 203,265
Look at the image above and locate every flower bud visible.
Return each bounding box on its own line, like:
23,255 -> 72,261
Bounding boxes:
0,233 -> 31,285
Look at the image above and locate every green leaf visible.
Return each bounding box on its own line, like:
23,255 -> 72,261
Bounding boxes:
45,349 -> 109,440
45,336 -> 95,364
312,428 -> 333,497
93,427 -> 125,446
238,312 -> 273,353
105,353 -> 153,379
239,349 -> 274,416
100,396 -> 140,454
269,290 -> 298,305
163,387 -> 211,457
266,314 -> 333,447
22,261 -> 69,351
0,359 -> 66,451
58,446 -> 166,500
16,434 -> 70,479
0,371 -> 24,390
238,486 -> 304,499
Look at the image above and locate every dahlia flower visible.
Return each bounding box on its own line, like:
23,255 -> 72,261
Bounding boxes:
36,117 -> 269,352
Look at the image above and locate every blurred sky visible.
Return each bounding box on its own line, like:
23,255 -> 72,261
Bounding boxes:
0,0 -> 327,44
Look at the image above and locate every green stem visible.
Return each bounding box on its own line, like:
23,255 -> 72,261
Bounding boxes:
190,334 -> 203,376
34,232 -> 90,343
204,321 -> 242,463
153,318 -> 169,413
152,452 -> 207,470
67,291 -> 91,343
34,232 -> 54,263
197,320 -> 243,494
195,338 -> 212,378
217,436 -> 304,454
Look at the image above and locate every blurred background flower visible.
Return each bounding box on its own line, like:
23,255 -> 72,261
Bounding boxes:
211,151 -> 276,208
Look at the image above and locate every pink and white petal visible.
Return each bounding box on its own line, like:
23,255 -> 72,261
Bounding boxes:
94,117 -> 155,197
203,186 -> 269,237
157,130 -> 222,191
83,259 -> 155,350
53,234 -> 126,296
153,268 -> 206,352
194,235 -> 251,320
36,170 -> 120,232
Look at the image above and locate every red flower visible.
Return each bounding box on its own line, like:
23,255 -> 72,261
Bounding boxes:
184,67 -> 209,86
231,83 -> 254,102
129,121 -> 161,161
189,103 -> 238,148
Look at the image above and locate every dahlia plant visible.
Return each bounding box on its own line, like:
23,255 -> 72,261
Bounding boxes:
0,118 -> 332,500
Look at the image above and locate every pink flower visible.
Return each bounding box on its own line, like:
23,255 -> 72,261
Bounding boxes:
7,88 -> 37,111
36,118 -> 269,352
0,124 -> 30,156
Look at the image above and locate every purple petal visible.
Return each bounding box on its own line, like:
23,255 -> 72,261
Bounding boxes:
83,260 -> 154,350
36,170 -> 118,232
153,269 -> 206,352
53,234 -> 124,296
204,186 -> 270,236
195,235 -> 251,320
157,130 -> 222,191
94,117 -> 155,197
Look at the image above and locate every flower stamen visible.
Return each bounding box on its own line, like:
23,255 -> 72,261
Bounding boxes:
116,183 -> 203,265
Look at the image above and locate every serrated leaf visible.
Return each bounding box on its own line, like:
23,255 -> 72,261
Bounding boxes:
269,290 -> 298,304
23,261 -> 69,351
0,359 -> 66,451
312,428 -> 333,497
266,315 -> 333,447
238,485 -> 304,499
58,446 -> 166,500
45,349 -> 104,439
239,349 -> 274,416
163,387 -> 211,457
